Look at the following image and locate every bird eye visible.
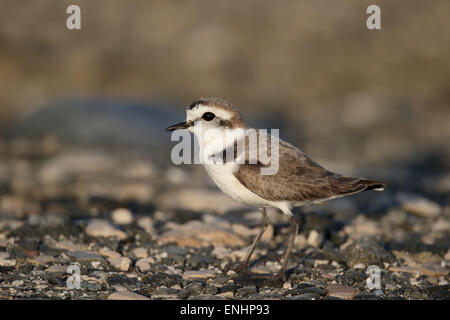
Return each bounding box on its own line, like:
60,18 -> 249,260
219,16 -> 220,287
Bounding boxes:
202,112 -> 215,121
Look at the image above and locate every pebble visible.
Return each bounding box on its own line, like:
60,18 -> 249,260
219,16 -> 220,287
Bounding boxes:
391,263 -> 448,277
307,230 -> 323,248
67,251 -> 106,263
283,281 -> 292,289
136,258 -> 152,272
342,238 -> 393,268
29,255 -> 56,266
108,286 -> 149,300
445,250 -> 450,261
399,193 -> 441,218
159,188 -> 245,214
131,247 -> 148,259
109,257 -> 132,272
0,257 -> 16,267
182,269 -> 220,280
237,285 -> 257,296
85,219 -> 127,240
137,217 -> 155,234
159,220 -> 246,247
99,247 -> 122,259
45,265 -> 68,274
326,284 -> 359,300
111,208 -> 134,225
294,234 -> 308,250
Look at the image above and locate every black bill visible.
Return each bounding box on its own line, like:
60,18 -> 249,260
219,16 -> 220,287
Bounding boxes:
166,121 -> 192,131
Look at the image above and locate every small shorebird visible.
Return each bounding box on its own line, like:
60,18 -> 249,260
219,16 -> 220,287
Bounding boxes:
167,97 -> 386,281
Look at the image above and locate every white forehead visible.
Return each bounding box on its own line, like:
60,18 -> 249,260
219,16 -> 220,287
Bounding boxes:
186,104 -> 234,121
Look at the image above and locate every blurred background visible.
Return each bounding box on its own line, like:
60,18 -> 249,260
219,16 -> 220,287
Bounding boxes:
0,0 -> 449,235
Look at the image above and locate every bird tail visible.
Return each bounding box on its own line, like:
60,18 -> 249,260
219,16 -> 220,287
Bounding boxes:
361,179 -> 387,192
330,175 -> 387,196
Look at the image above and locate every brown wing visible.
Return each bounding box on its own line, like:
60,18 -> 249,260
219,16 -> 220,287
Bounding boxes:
233,137 -> 386,202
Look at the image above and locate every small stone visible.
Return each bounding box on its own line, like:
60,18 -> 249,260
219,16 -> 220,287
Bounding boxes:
294,234 -> 308,250
217,291 -> 234,298
307,230 -> 323,248
288,293 -> 320,300
111,208 -> 134,225
29,255 -> 56,266
445,250 -> 450,261
136,258 -> 152,272
159,188 -> 245,214
135,218 -> 155,235
237,285 -> 257,296
391,263 -> 448,277
179,282 -> 205,297
11,280 -> 24,287
45,265 -> 67,273
85,219 -> 127,240
67,251 -> 106,263
0,257 -> 16,267
109,257 -> 131,272
131,247 -> 148,259
326,284 -> 359,300
159,220 -> 245,247
314,259 -> 329,268
183,269 -> 220,280
0,252 -> 10,259
283,281 -> 292,289
108,287 -> 149,300
342,238 -> 393,268
99,247 -> 121,259
399,193 -> 441,218
54,240 -> 87,252
212,245 -> 230,259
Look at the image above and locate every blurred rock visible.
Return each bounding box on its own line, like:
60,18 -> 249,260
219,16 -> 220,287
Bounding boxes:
136,258 -> 152,272
85,219 -> 127,240
307,230 -> 323,248
67,251 -> 106,264
0,252 -> 16,267
111,208 -> 134,225
390,263 -> 448,277
131,247 -> 148,259
398,193 -> 441,218
38,150 -> 117,185
11,214 -> 78,238
108,286 -> 149,300
109,257 -> 131,272
325,284 -> 359,300
342,238 -> 393,268
158,188 -> 246,214
343,216 -> 381,239
182,269 -> 220,280
159,220 -> 246,247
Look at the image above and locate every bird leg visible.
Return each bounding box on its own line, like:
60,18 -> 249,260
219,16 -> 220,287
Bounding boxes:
273,215 -> 298,281
239,207 -> 269,274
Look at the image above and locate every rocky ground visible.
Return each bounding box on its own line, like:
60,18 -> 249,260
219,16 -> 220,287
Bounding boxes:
0,138 -> 449,300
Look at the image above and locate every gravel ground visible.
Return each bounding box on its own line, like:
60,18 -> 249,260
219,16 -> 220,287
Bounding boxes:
0,139 -> 449,300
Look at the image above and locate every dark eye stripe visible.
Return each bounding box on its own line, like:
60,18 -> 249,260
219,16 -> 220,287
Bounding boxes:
202,112 -> 215,121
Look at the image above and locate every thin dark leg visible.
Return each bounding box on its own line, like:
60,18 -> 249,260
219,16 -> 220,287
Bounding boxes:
240,207 -> 270,274
274,215 -> 298,281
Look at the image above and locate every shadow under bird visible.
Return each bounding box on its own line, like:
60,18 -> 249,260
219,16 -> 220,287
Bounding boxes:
166,97 -> 386,281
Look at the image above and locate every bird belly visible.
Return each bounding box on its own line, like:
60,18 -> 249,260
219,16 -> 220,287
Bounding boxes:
203,163 -> 270,207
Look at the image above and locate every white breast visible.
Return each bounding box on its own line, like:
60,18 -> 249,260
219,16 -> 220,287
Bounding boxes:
194,125 -> 294,216
204,162 -> 269,207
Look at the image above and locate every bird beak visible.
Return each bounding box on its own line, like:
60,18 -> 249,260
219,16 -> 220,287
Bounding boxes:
166,121 -> 192,131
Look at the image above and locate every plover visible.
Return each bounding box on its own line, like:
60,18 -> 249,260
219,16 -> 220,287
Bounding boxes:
166,97 -> 386,281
